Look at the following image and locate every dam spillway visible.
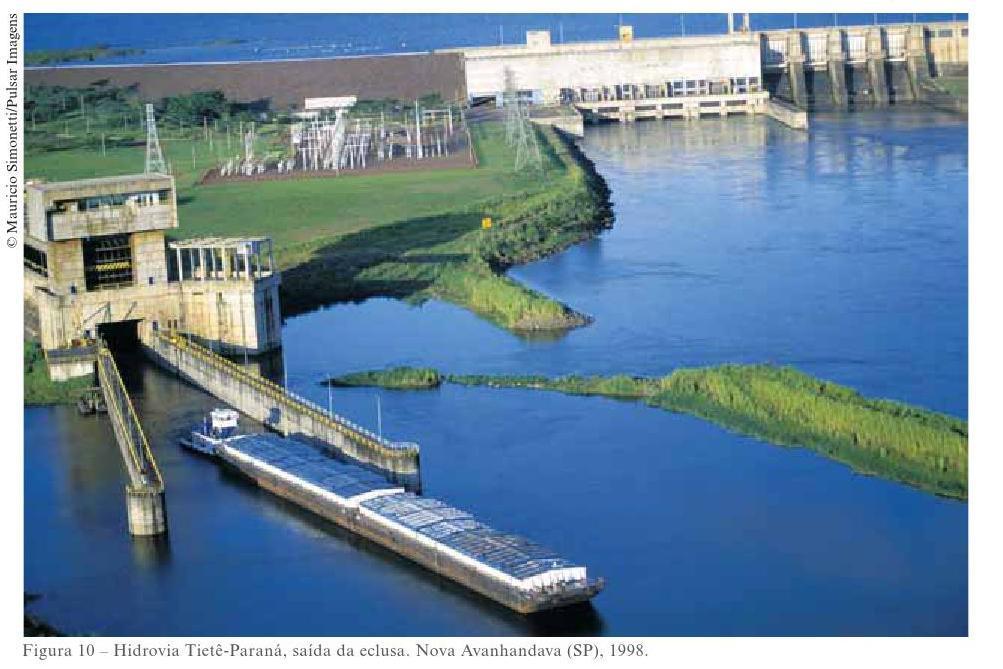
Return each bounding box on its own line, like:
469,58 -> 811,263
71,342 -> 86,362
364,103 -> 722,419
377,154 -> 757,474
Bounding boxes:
212,431 -> 603,614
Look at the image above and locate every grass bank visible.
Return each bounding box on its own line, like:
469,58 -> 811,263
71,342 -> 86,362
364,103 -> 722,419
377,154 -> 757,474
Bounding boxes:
26,89 -> 612,334
276,121 -> 612,330
327,364 -> 968,500
24,342 -> 94,406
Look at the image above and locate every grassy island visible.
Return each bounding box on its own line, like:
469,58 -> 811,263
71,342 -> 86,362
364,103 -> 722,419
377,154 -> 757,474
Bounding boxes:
328,366 -> 442,390
326,364 -> 968,500
24,342 -> 94,406
26,85 -> 612,335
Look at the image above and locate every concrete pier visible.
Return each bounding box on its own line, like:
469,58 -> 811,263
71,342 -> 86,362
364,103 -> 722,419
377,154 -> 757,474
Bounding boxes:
96,343 -> 168,536
125,486 -> 168,536
866,29 -> 890,107
906,24 -> 933,101
827,29 -> 848,109
785,31 -> 808,109
764,98 -> 808,130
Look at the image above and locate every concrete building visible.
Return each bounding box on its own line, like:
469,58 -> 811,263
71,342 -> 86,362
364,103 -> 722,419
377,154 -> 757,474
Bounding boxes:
170,237 -> 282,355
446,19 -> 967,118
444,29 -> 764,107
24,173 -> 282,380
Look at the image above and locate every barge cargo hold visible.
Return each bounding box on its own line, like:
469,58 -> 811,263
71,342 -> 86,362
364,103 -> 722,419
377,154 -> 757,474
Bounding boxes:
210,431 -> 604,614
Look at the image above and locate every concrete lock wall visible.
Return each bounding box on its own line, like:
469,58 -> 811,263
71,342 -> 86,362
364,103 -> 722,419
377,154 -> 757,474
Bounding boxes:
453,34 -> 762,103
142,331 -> 420,482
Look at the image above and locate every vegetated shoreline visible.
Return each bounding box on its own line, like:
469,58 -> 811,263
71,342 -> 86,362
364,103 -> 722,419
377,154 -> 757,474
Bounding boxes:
279,123 -> 614,333
26,45 -> 146,67
326,365 -> 968,500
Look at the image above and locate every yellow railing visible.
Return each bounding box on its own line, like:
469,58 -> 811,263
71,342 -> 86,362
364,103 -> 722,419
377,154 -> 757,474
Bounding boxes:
154,330 -> 418,459
97,343 -> 164,490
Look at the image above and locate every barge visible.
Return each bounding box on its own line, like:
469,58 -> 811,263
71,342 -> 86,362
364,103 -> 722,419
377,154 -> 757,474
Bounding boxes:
184,411 -> 603,614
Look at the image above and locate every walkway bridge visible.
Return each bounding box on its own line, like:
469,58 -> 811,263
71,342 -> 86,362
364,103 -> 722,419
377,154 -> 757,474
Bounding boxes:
95,342 -> 168,536
142,329 -> 421,489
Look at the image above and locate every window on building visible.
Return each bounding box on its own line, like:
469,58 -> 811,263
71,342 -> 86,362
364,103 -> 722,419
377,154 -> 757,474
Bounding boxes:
83,234 -> 133,290
24,244 -> 48,277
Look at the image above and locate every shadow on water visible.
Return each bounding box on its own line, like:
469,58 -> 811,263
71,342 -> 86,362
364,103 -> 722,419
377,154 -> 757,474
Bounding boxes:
130,533 -> 172,568
211,458 -> 604,636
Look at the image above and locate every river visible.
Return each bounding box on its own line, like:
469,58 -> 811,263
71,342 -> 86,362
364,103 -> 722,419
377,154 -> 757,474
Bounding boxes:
25,14 -> 965,66
24,108 -> 967,636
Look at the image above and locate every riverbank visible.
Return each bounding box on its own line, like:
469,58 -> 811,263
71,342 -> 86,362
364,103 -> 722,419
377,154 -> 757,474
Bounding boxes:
25,86 -> 612,334
326,365 -> 968,500
278,121 -> 612,331
24,342 -> 94,406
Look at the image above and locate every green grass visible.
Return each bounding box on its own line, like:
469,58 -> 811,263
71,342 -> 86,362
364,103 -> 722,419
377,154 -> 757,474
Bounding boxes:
328,367 -> 442,389
26,110 -> 612,333
23,342 -> 94,406
329,364 -> 968,500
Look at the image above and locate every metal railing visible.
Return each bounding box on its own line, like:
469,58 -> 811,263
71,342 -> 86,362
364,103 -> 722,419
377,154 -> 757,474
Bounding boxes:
152,330 -> 419,458
96,342 -> 163,490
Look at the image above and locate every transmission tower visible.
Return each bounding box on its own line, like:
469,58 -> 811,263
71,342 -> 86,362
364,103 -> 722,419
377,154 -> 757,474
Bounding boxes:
144,104 -> 167,174
513,107 -> 542,172
502,68 -> 541,171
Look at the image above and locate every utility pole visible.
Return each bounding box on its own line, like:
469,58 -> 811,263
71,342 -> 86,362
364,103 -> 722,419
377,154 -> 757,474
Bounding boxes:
414,100 -> 422,160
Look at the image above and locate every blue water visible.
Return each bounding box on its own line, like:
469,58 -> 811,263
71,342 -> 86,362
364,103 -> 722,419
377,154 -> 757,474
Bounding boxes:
24,109 -> 967,635
25,13 -> 967,66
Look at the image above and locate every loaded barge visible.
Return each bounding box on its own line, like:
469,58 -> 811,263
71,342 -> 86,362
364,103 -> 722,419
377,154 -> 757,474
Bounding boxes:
185,410 -> 603,614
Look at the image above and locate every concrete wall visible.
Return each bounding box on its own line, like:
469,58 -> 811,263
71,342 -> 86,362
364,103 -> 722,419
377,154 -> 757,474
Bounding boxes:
765,98 -> 808,129
46,203 -> 176,241
178,275 -> 281,354
132,231 -> 170,286
450,33 -> 762,104
142,330 -> 420,485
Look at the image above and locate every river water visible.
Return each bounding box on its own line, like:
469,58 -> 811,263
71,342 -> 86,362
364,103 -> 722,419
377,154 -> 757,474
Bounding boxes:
25,14 -> 965,66
24,108 -> 967,636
